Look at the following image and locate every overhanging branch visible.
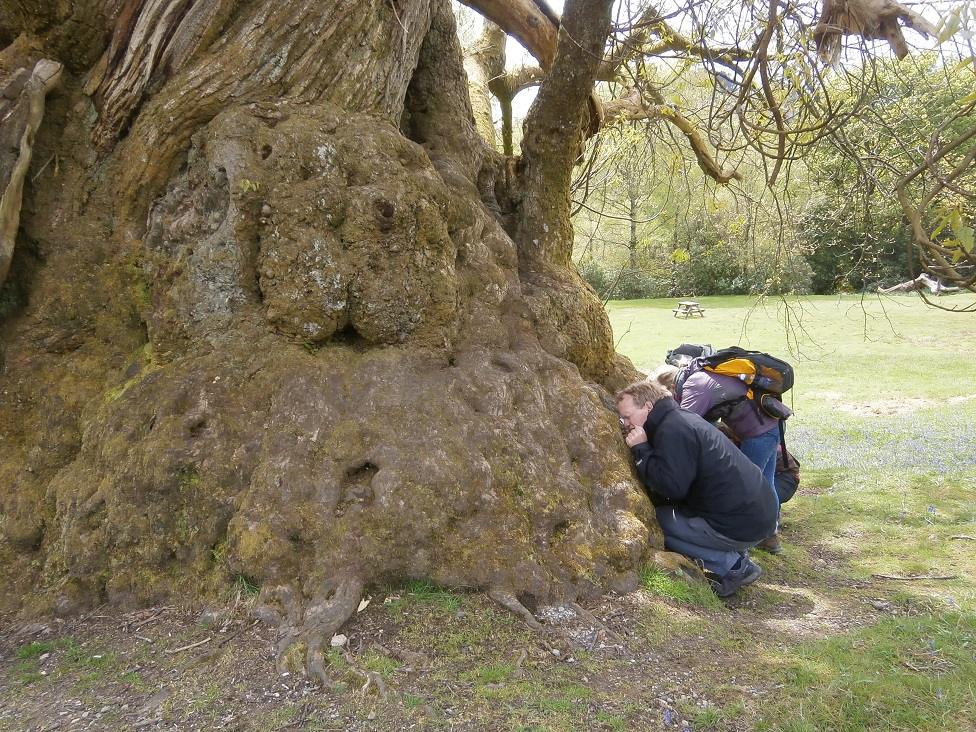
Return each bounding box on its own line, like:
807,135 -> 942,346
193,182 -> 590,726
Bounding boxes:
814,0 -> 937,62
894,102 -> 976,296
604,89 -> 742,185
600,4 -> 750,80
458,0 -> 560,68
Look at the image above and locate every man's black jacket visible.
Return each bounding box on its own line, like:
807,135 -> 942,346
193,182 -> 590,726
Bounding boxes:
630,397 -> 777,542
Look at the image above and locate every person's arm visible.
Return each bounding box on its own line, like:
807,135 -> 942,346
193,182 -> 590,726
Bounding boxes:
629,425 -> 698,502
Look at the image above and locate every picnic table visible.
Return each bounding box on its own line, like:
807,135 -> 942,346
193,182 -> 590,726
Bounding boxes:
672,300 -> 705,318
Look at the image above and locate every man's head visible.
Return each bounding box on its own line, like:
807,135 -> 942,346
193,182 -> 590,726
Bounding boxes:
615,380 -> 671,430
647,364 -> 680,397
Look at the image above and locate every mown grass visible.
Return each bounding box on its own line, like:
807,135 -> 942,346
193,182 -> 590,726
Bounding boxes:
758,612 -> 976,731
609,294 -> 976,416
611,295 -> 976,476
788,469 -> 976,601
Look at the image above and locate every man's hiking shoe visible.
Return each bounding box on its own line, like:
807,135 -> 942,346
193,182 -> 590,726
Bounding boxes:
714,559 -> 762,598
756,533 -> 783,555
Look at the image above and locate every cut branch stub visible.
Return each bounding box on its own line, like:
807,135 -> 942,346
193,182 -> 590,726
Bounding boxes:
814,0 -> 937,62
460,0 -> 560,69
0,58 -> 63,288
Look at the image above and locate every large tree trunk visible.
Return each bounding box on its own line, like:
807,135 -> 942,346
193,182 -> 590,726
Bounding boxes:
0,0 -> 650,678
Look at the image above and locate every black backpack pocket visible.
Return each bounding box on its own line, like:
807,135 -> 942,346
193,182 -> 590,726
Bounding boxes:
759,393 -> 792,420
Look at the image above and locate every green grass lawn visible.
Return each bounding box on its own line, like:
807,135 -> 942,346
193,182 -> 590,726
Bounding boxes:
609,293 -> 976,404
609,293 -> 976,471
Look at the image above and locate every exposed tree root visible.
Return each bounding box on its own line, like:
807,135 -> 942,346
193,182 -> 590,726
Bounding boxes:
488,587 -> 544,631
260,575 -> 365,684
488,588 -> 627,660
371,641 -> 427,670
567,601 -> 624,645
359,669 -> 388,699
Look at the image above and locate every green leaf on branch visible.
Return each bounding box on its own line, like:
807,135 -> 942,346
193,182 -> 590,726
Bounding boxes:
958,226 -> 974,254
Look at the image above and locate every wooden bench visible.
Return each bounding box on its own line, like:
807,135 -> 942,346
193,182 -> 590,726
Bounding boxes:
672,300 -> 706,318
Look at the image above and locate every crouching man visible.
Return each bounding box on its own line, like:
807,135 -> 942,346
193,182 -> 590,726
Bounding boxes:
616,381 -> 778,597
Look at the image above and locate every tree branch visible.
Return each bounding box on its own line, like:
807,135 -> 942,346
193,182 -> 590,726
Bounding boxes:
599,4 -> 750,80
459,0 -> 560,68
604,89 -> 742,185
517,0 -> 614,266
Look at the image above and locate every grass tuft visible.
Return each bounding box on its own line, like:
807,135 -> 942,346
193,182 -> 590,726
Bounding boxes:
639,565 -> 723,610
404,579 -> 462,612
15,641 -> 58,659
233,574 -> 260,597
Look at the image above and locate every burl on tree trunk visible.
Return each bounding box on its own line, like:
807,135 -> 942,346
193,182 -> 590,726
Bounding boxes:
0,0 -> 653,679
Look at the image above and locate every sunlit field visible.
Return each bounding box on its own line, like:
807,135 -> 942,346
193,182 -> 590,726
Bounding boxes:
608,293 -> 976,473
609,293 -> 976,599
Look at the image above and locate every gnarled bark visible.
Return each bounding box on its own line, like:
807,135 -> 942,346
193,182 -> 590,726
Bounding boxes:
0,0 -> 650,678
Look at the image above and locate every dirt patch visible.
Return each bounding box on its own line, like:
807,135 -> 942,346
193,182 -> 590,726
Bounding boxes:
947,394 -> 976,405
834,397 -> 935,416
813,392 -> 976,417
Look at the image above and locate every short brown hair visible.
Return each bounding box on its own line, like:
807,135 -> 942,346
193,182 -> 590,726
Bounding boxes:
615,380 -> 671,408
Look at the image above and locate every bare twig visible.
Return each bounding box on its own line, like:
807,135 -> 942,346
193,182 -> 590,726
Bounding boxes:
216,619 -> 260,648
608,310 -> 633,341
129,607 -> 173,629
870,573 -> 959,581
30,153 -> 57,183
163,636 -> 213,654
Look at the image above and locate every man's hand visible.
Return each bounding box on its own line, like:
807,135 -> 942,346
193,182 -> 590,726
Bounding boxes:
624,425 -> 647,447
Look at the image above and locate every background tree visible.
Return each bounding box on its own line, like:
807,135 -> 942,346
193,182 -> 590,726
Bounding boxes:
797,53 -> 975,294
